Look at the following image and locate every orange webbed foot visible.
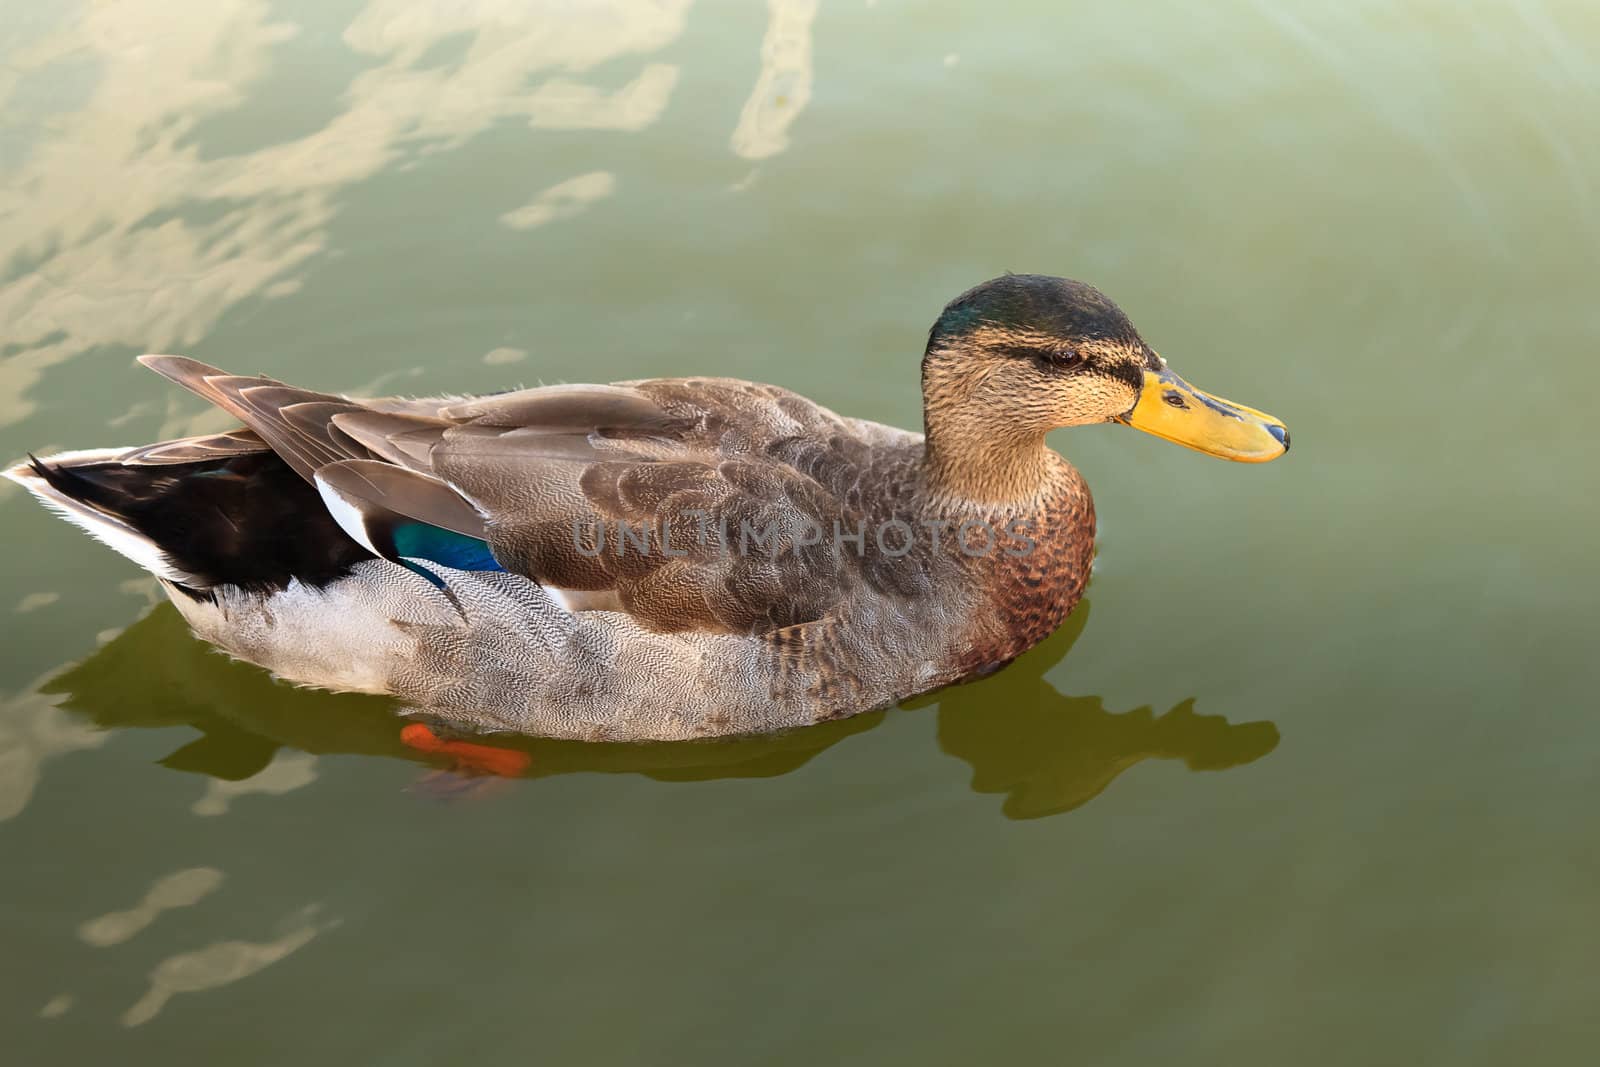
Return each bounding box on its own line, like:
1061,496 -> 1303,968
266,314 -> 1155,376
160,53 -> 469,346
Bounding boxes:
400,723 -> 531,778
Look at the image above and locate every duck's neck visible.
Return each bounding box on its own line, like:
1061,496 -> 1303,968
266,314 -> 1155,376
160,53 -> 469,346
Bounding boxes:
919,342 -> 1069,505
931,436 -> 1097,678
922,423 -> 1061,505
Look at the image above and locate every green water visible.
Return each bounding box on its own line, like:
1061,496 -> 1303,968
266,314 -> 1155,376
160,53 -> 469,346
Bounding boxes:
3,0 -> 1599,1061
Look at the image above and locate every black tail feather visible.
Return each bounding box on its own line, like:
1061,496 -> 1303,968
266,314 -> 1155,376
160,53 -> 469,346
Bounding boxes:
30,451 -> 374,595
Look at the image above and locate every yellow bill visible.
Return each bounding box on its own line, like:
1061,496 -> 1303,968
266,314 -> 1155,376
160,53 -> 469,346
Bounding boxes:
1116,363 -> 1289,463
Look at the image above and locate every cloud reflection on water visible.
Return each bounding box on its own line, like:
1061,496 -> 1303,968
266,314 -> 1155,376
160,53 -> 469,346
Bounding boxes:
501,170 -> 618,230
730,0 -> 817,160
0,0 -> 692,425
78,867 -> 226,947
119,904 -> 338,1028
0,689 -> 106,822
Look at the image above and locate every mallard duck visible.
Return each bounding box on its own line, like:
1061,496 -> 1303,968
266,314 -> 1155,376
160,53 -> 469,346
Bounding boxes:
7,275 -> 1287,741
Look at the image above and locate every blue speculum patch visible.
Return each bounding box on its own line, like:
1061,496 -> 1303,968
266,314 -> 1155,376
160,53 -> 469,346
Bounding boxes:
392,523 -> 503,572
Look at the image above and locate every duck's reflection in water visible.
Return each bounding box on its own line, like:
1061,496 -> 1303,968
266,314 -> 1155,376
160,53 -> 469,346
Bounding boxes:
925,604 -> 1281,818
43,601 -> 1277,818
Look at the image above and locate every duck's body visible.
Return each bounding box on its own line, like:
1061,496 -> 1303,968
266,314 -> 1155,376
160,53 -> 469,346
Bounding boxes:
8,276 -> 1287,740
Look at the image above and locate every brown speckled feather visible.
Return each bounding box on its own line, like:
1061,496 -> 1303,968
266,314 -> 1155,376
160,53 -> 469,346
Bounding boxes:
319,376 -> 965,638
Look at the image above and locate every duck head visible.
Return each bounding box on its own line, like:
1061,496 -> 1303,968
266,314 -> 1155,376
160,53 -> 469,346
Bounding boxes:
921,274 -> 1288,500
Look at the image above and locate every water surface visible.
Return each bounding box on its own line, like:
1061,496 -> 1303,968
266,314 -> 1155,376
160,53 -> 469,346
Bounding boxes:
3,1 -> 1599,1062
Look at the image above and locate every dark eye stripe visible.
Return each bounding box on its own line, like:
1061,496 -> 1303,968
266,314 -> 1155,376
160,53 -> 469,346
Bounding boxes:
1012,346 -> 1082,367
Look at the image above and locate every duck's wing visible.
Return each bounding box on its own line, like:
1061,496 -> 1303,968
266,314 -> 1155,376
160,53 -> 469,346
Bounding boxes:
138,354 -> 495,562
138,356 -> 382,481
333,376 -> 926,635
119,428 -> 270,466
139,360 -> 919,636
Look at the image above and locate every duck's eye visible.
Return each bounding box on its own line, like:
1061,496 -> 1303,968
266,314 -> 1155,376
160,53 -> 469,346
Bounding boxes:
1040,347 -> 1083,369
